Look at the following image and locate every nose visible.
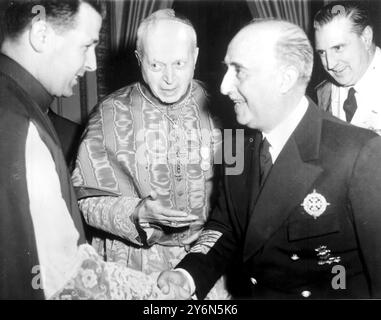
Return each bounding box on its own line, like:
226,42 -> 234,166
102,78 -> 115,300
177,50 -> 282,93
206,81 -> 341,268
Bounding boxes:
84,47 -> 97,72
220,69 -> 234,96
163,66 -> 174,84
324,52 -> 337,71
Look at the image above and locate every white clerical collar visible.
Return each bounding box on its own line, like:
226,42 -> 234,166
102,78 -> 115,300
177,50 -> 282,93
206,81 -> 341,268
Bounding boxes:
263,96 -> 308,163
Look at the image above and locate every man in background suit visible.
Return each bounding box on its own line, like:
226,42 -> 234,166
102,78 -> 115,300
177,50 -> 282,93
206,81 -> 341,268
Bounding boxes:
158,18 -> 381,299
314,1 -> 381,133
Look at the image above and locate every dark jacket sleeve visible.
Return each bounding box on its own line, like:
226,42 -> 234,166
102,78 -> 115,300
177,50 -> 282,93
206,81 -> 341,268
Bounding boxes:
177,166 -> 240,299
349,136 -> 381,298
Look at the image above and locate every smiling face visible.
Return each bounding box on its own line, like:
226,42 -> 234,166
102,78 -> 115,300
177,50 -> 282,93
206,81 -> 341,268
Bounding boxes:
315,17 -> 373,87
220,25 -> 283,132
137,20 -> 198,104
42,2 -> 102,97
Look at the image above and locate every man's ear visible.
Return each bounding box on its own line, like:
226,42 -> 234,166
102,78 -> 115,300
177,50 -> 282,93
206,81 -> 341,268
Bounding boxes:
135,50 -> 142,66
29,19 -> 50,52
361,25 -> 373,50
279,65 -> 299,94
193,47 -> 199,65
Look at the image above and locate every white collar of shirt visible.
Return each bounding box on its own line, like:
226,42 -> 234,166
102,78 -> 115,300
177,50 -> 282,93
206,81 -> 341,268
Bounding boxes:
263,96 -> 308,163
354,46 -> 380,94
333,47 -> 381,124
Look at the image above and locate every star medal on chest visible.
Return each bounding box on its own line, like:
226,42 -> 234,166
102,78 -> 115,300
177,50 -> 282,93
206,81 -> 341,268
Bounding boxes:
301,189 -> 330,219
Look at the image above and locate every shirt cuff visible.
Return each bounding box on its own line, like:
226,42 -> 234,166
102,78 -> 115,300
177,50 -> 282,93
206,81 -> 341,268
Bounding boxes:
175,268 -> 196,297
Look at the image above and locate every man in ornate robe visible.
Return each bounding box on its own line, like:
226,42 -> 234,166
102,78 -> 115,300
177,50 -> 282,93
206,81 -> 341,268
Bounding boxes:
73,9 -> 228,299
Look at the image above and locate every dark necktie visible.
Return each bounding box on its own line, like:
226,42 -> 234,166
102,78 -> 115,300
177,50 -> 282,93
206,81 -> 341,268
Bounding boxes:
259,137 -> 272,186
343,87 -> 357,123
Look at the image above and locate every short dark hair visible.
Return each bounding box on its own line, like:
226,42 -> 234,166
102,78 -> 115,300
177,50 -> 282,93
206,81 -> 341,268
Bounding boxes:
314,1 -> 373,38
1,0 -> 104,40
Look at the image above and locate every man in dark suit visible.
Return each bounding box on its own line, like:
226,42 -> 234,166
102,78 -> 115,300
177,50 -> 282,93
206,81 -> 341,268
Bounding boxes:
158,18 -> 381,299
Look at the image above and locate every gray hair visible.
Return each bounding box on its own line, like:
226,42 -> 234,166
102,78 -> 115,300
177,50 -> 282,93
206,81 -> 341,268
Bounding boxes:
136,9 -> 197,56
249,19 -> 313,85
275,21 -> 313,84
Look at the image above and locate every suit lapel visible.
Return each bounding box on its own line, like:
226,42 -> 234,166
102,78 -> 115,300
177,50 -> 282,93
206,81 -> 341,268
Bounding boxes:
243,103 -> 324,261
316,80 -> 332,112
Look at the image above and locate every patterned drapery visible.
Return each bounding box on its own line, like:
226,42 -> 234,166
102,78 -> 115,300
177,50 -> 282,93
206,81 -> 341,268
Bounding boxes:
94,0 -> 111,101
246,0 -> 311,32
110,0 -> 174,52
95,0 -> 174,101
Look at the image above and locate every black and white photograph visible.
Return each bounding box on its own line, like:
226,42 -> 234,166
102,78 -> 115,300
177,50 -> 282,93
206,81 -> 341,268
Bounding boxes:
1,0 -> 381,305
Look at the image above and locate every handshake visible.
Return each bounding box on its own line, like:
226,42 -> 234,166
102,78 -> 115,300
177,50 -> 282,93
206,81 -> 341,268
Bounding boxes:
157,270 -> 194,300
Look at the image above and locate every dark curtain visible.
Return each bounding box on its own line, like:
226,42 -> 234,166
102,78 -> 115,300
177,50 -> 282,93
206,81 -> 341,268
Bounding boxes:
95,0 -> 173,94
110,0 -> 174,52
172,0 -> 253,129
247,0 -> 311,31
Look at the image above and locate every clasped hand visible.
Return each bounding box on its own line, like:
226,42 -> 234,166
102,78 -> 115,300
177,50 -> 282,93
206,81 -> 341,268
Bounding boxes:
158,270 -> 192,300
138,191 -> 198,228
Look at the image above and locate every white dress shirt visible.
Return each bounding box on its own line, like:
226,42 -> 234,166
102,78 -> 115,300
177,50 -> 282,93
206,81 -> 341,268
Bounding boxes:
331,47 -> 381,134
263,96 -> 308,163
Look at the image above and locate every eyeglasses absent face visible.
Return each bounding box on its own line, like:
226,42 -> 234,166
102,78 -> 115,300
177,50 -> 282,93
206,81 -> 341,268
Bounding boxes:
315,17 -> 373,87
220,27 -> 282,132
43,2 -> 101,97
137,20 -> 198,104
